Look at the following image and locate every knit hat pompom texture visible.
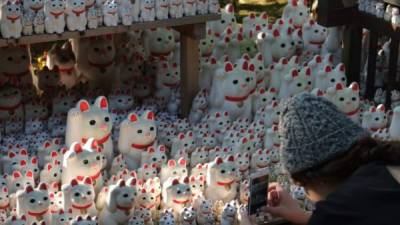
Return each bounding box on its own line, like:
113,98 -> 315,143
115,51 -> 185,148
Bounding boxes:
279,93 -> 367,174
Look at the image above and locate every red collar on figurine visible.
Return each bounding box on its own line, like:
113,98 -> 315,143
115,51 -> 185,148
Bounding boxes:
0,203 -> 9,210
50,11 -> 64,18
72,202 -> 93,210
151,51 -> 171,58
216,180 -> 235,186
140,204 -> 155,209
173,199 -> 190,204
224,94 -> 248,102
28,209 -> 48,217
257,78 -> 264,85
346,107 -> 360,116
163,82 -> 179,88
202,52 -> 212,57
82,133 -> 111,145
77,170 -> 101,182
108,10 -> 117,16
117,204 -> 133,211
88,60 -> 114,71
3,70 -> 29,77
160,4 -> 168,8
172,2 -> 182,6
131,140 -> 155,150
58,66 -> 74,74
143,6 -> 153,10
248,88 -> 256,95
6,15 -> 20,23
293,25 -> 302,29
369,127 -> 379,132
30,5 -> 43,13
239,167 -> 248,173
185,0 -> 195,5
72,8 -> 86,16
256,164 -> 266,169
274,143 -> 280,148
0,102 -> 21,111
308,40 -> 324,46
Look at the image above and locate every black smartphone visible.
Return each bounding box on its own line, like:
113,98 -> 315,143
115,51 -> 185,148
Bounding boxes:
248,170 -> 269,215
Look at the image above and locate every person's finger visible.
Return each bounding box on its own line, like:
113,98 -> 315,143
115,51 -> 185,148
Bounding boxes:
268,182 -> 278,191
263,206 -> 282,217
269,190 -> 280,206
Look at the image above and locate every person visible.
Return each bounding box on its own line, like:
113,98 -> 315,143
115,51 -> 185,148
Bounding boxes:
246,93 -> 400,225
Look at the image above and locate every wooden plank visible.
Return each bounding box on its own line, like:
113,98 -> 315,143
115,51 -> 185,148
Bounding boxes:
365,32 -> 378,99
386,40 -> 399,107
180,24 -> 203,117
384,0 -> 400,7
317,6 -> 356,27
342,24 -> 363,83
0,14 -> 220,47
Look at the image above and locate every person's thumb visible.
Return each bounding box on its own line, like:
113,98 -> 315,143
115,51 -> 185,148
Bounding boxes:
262,206 -> 282,217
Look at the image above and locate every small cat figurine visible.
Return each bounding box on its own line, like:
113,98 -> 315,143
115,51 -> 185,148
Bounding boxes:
0,0 -> 23,39
155,0 -> 169,20
169,0 -> 183,18
103,0 -> 118,27
140,0 -> 155,22
33,11 -> 45,34
65,0 -> 87,31
44,0 -> 66,34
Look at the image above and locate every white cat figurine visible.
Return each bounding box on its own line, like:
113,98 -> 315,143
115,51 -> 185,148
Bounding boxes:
140,0 -> 155,21
118,111 -> 157,170
155,0 -> 169,20
0,0 -> 23,39
103,0 -> 118,27
66,0 -> 87,31
169,0 -> 183,18
16,183 -> 50,224
44,0 -> 66,34
162,177 -> 191,219
62,177 -> 97,217
326,82 -> 361,123
205,156 -> 238,203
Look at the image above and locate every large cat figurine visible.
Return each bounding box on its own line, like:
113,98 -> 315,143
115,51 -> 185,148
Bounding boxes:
118,111 -> 157,170
66,96 -> 113,166
0,46 -> 33,88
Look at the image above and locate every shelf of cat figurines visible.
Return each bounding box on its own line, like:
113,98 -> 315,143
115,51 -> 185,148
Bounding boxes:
0,14 -> 220,47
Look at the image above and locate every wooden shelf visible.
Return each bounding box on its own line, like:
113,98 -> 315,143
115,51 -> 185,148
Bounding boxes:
0,14 -> 220,47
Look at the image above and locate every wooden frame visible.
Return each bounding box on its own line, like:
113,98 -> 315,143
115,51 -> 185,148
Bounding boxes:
0,14 -> 220,116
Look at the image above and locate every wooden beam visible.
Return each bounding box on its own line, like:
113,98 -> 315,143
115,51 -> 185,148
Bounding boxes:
179,24 -> 203,117
0,14 -> 220,47
386,40 -> 399,107
342,24 -> 363,83
365,32 -> 378,99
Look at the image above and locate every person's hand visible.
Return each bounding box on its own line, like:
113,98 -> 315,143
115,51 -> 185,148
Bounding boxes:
261,182 -> 311,225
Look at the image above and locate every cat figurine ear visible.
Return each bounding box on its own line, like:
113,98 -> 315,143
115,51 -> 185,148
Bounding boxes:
94,96 -> 109,110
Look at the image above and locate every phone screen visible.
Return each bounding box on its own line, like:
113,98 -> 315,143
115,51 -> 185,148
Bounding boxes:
248,171 -> 269,215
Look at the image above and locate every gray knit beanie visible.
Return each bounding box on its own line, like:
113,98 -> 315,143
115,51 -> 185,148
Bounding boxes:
279,93 -> 367,174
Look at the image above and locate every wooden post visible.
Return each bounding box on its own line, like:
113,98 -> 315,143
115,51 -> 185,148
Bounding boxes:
386,40 -> 399,107
342,24 -> 363,83
365,32 -> 378,99
176,23 -> 206,117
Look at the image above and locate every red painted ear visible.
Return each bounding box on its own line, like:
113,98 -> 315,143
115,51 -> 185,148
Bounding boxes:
242,137 -> 248,144
70,179 -> 79,186
216,157 -> 223,165
227,155 -> 235,162
273,29 -> 280,37
148,147 -> 155,153
20,160 -> 26,166
168,160 -> 176,167
316,55 -> 322,63
129,113 -> 139,122
172,63 -> 178,68
99,97 -> 108,109
74,143 -> 82,154
178,133 -> 185,140
38,183 -> 47,190
242,54 -> 250,61
350,82 -> 359,91
129,178 -> 137,186
377,104 -> 385,112
25,185 -> 34,193
305,67 -> 311,76
335,83 -> 344,90
183,176 -> 189,184
261,12 -> 268,19
242,61 -> 249,71
3,187 -> 7,193
8,152 -> 16,158
257,53 -> 263,61
84,177 -> 92,185
118,180 -> 126,187
146,111 -> 155,120
227,4 -> 234,13
249,64 -> 255,72
259,88 -> 265,94
13,171 -> 21,178
210,57 -> 217,65
79,100 -> 90,112
47,164 -> 52,171
20,149 -> 27,155
143,163 -> 149,169
26,170 -> 33,178
178,158 -> 187,166
325,66 -> 332,73
291,0 -> 297,6
159,145 -> 166,152
291,70 -> 298,78
151,163 -> 157,168
172,179 -> 180,186
317,89 -> 324,96
225,62 -> 233,73
309,20 -> 315,26
44,140 -> 51,148
199,175 -> 205,182
370,106 -> 377,112
339,63 -> 345,72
